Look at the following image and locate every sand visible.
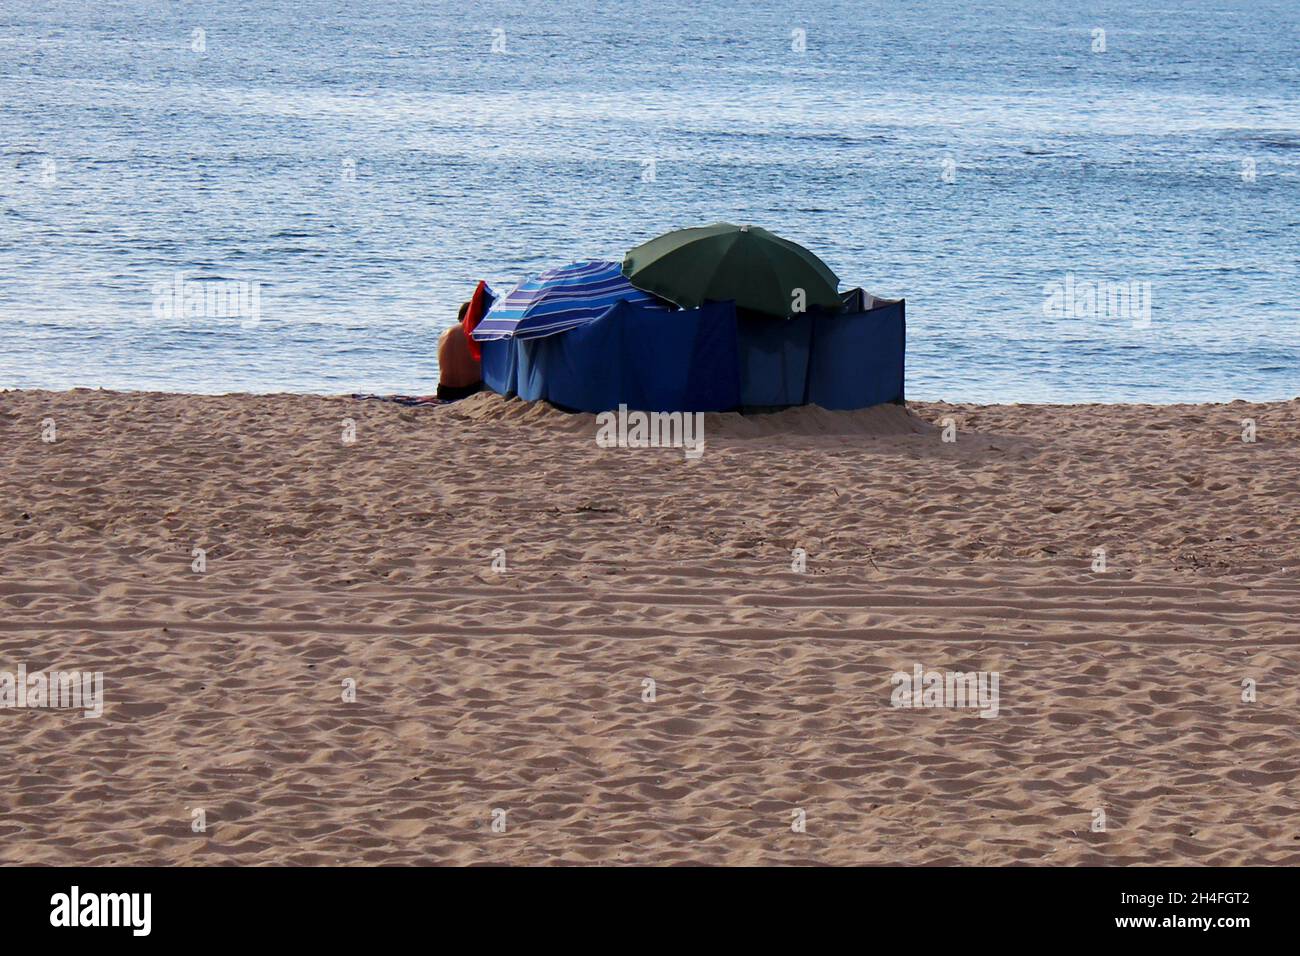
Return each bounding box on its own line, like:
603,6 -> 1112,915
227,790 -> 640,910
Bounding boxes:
1,388 -> 1297,865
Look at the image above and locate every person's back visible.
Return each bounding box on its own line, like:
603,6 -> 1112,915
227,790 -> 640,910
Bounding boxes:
437,301 -> 483,400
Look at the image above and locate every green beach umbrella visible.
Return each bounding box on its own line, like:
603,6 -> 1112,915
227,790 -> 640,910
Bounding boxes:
621,222 -> 842,318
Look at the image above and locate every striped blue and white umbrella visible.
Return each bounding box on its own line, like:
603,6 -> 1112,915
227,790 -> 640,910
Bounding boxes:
472,260 -> 669,341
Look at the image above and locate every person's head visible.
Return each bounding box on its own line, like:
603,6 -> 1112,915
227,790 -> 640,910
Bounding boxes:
457,300 -> 471,323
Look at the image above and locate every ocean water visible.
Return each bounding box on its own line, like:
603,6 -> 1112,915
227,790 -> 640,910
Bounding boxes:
0,0 -> 1296,402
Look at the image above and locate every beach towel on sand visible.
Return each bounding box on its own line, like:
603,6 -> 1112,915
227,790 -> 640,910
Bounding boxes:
350,393 -> 445,407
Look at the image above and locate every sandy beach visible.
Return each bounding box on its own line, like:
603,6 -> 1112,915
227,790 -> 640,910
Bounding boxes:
1,389 -> 1297,865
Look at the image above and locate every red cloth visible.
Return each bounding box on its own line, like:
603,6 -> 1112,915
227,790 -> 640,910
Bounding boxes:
461,280 -> 492,362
